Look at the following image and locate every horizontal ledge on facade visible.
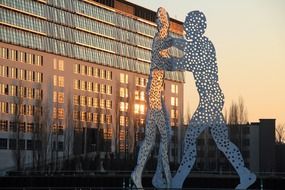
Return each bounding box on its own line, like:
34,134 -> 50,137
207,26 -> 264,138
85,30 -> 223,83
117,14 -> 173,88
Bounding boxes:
75,27 -> 116,40
82,0 -> 116,13
36,0 -> 47,4
137,45 -> 151,51
137,18 -> 156,27
137,58 -> 151,63
75,42 -> 115,54
136,31 -> 153,39
76,12 -> 115,27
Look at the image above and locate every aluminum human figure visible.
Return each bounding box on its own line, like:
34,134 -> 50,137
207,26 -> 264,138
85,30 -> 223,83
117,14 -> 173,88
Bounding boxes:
131,7 -> 172,189
164,11 -> 256,189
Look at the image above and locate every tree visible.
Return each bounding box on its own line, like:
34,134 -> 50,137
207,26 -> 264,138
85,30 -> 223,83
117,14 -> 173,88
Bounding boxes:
64,95 -> 73,161
10,81 -> 25,171
113,79 -> 121,156
39,80 -> 53,172
227,96 -> 248,125
276,123 -> 285,143
184,104 -> 192,125
32,83 -> 43,170
127,78 -> 136,158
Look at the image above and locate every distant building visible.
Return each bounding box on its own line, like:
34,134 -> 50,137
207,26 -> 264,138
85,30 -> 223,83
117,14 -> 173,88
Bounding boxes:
275,143 -> 285,173
0,0 -> 184,171
191,119 -> 276,174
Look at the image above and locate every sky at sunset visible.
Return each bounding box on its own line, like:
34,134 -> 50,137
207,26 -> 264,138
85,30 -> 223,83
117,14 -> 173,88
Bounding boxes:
128,0 -> 285,125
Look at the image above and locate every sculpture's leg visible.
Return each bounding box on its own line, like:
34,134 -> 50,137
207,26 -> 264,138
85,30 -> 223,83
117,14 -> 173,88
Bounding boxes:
131,113 -> 156,189
152,105 -> 172,189
155,110 -> 172,188
210,114 -> 256,189
152,143 -> 165,188
172,122 -> 207,188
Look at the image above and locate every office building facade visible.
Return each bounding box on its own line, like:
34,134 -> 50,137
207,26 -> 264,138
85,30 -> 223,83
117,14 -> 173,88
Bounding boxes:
0,0 -> 184,171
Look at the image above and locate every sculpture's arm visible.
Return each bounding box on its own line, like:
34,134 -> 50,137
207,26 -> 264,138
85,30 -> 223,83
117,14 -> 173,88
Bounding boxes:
172,38 -> 187,51
160,36 -> 173,49
160,56 -> 190,71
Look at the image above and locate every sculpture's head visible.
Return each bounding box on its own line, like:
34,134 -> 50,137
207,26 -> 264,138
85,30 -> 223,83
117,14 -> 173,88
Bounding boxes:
184,11 -> 207,40
156,7 -> 170,38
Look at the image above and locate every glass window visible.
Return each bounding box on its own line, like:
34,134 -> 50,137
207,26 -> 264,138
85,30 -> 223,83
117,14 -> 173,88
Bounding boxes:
58,60 -> 64,71
106,70 -> 112,80
135,91 -> 139,100
87,82 -> 92,91
81,80 -> 86,90
58,108 -> 64,119
100,99 -> 105,108
73,95 -> 79,105
80,96 -> 86,106
58,92 -> 64,103
106,85 -> 112,95
81,111 -> 86,121
140,91 -> 145,101
93,98 -> 98,107
58,76 -> 64,87
74,80 -> 79,89
106,100 -> 112,109
0,120 -> 8,132
9,103 -> 16,114
120,73 -> 128,84
87,97 -> 92,107
74,64 -> 79,74
134,104 -> 139,114
171,97 -> 175,106
0,138 -> 8,149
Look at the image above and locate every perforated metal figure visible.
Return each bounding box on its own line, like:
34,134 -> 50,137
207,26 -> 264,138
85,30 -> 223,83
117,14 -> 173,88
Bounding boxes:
131,7 -> 173,189
164,11 -> 256,189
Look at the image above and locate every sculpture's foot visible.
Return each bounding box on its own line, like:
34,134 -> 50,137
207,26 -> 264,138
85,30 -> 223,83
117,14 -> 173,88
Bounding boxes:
152,172 -> 166,189
235,172 -> 256,189
131,171 -> 143,190
171,175 -> 183,189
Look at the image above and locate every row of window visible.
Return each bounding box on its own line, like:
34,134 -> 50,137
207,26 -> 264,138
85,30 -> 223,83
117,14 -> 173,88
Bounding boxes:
2,0 -> 157,37
0,120 -> 39,133
1,0 -> 45,18
0,102 -> 42,116
74,64 -> 112,80
1,7 -> 45,33
2,5 -> 153,56
119,102 -> 145,114
0,138 -> 63,151
73,111 -> 112,124
0,83 -> 43,100
74,79 -> 112,94
1,24 -> 184,82
120,88 -> 146,100
0,47 -> 43,66
73,95 -> 112,109
0,65 -> 43,83
2,1 -> 181,59
135,77 -> 147,87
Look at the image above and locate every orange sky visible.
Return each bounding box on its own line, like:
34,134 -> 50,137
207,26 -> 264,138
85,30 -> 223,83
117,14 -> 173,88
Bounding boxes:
128,0 -> 285,125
